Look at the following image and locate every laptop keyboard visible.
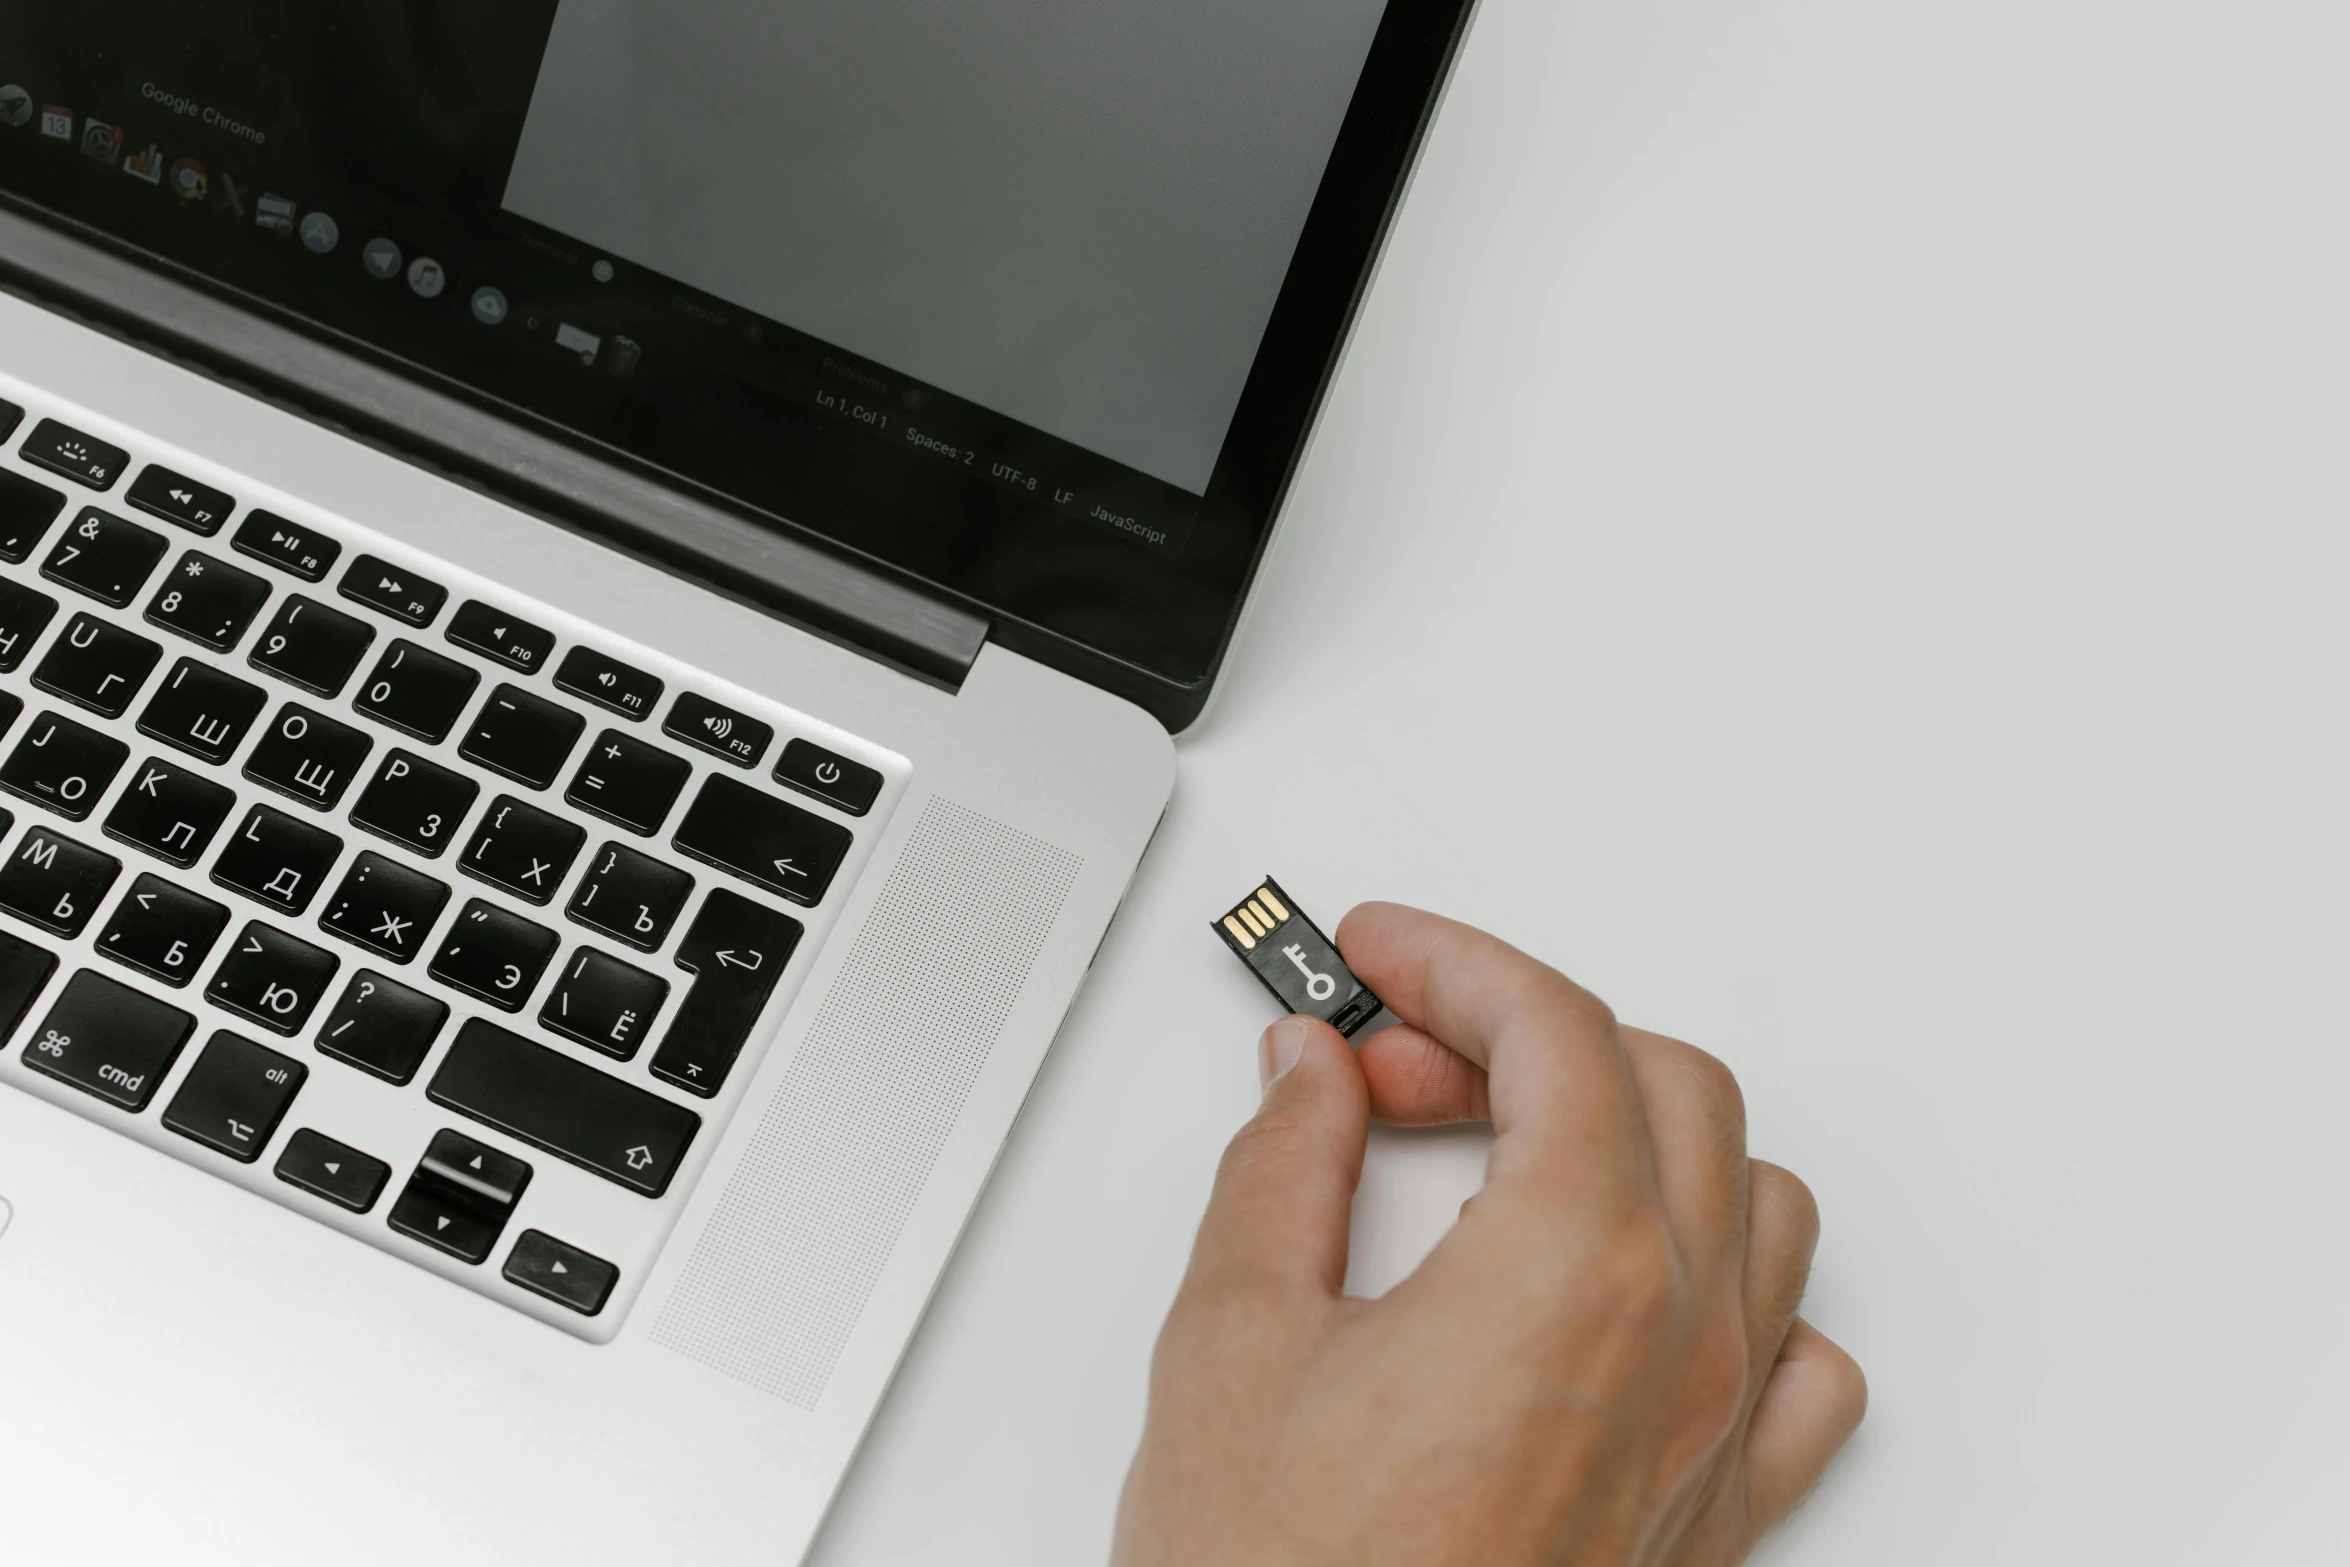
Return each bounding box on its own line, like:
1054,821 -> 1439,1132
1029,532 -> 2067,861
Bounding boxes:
0,387 -> 901,1335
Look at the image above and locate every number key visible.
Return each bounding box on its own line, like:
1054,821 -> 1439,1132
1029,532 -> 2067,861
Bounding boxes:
348,749 -> 479,859
0,469 -> 67,562
96,873 -> 230,988
353,639 -> 479,744
206,921 -> 340,1035
428,899 -> 558,1012
249,595 -> 375,698
41,507 -> 169,607
144,551 -> 272,651
566,842 -> 694,952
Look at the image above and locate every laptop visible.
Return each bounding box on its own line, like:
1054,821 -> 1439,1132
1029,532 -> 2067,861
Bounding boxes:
0,3 -> 1472,1562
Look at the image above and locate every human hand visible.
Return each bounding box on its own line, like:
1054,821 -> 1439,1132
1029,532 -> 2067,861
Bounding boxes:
1112,903 -> 1864,1566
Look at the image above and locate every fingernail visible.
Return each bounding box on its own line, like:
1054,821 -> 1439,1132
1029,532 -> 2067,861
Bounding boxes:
1259,1017 -> 1309,1094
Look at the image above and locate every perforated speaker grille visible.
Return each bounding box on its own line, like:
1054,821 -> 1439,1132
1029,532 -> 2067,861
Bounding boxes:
650,798 -> 1083,1407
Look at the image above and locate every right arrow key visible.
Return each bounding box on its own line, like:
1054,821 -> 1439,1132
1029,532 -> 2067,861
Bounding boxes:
671,774 -> 852,906
650,888 -> 805,1098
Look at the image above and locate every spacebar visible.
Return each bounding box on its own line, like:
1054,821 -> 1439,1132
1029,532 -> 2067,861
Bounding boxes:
427,1019 -> 702,1198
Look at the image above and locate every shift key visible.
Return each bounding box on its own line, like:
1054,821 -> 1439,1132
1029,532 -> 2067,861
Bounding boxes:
427,1018 -> 700,1197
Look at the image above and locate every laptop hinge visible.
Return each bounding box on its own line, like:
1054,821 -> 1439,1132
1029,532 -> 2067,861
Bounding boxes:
0,203 -> 991,689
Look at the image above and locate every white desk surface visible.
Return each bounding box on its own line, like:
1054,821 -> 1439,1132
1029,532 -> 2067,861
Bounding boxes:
817,1 -> 2348,1561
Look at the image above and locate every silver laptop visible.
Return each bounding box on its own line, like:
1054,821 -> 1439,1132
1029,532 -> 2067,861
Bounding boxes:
0,4 -> 1471,1562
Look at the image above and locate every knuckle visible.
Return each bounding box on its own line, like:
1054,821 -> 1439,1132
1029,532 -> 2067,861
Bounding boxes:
1752,1161 -> 1823,1246
1590,1214 -> 1689,1337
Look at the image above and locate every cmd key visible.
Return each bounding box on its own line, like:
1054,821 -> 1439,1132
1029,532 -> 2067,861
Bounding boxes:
22,969 -> 194,1111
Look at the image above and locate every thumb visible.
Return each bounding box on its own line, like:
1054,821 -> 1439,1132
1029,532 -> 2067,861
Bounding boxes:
1182,1016 -> 1370,1300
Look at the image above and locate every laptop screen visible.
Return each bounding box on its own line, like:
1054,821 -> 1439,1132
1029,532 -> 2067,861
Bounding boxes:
0,1 -> 1467,716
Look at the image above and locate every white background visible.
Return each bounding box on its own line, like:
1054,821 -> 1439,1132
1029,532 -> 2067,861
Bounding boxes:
816,0 -> 2350,1561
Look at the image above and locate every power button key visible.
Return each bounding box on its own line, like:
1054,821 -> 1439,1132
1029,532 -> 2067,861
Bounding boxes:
773,739 -> 881,817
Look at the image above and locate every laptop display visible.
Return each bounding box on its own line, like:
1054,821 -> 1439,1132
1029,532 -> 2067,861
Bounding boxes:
0,1 -> 1470,714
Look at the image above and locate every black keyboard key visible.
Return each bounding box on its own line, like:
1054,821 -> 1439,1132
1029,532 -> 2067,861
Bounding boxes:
231,510 -> 340,581
0,928 -> 58,1037
136,657 -> 267,763
248,594 -> 374,697
430,1018 -> 700,1197
774,738 -> 885,817
19,419 -> 128,490
96,873 -> 229,988
162,1031 -> 306,1161
144,551 -> 271,652
0,711 -> 128,820
566,729 -> 689,836
460,795 -> 585,905
0,399 -> 17,442
32,613 -> 162,719
458,683 -> 583,790
338,555 -> 447,626
389,1128 -> 532,1264
0,827 -> 120,938
206,921 -> 339,1035
319,851 -> 449,964
0,469 -> 67,562
212,804 -> 343,916
103,756 -> 235,867
21,969 -> 193,1111
348,750 -> 478,859
664,691 -> 772,768
566,841 -> 694,952
0,692 -> 19,747
541,947 -> 669,1060
126,466 -> 233,536
428,899 -> 558,1011
0,576 -> 59,672
316,969 -> 449,1085
42,507 -> 168,607
275,1128 -> 391,1212
650,890 -> 803,1097
353,639 -> 478,743
672,775 -> 852,906
554,645 -> 662,722
445,599 -> 554,675
242,703 -> 371,811
503,1230 -> 619,1316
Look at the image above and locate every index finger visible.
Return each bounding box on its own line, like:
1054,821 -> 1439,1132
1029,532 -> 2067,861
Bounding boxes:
1335,901 -> 1651,1202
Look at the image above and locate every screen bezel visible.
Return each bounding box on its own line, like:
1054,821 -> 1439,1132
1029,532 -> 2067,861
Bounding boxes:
0,0 -> 1479,730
